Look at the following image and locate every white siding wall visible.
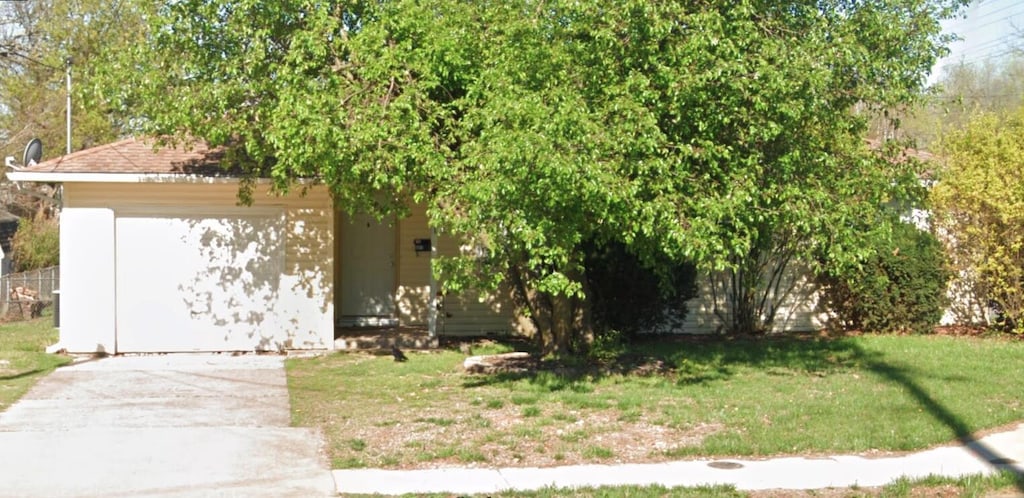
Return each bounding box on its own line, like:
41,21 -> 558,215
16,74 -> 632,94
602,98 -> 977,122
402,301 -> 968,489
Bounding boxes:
396,204 -> 432,326
277,190 -> 334,349
434,234 -> 533,336
661,266 -> 828,335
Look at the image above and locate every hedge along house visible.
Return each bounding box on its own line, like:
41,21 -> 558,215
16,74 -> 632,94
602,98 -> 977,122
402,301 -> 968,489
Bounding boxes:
7,137 -> 527,354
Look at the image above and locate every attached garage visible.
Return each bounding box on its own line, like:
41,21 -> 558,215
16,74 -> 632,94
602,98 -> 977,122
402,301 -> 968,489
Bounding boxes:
9,138 -> 336,354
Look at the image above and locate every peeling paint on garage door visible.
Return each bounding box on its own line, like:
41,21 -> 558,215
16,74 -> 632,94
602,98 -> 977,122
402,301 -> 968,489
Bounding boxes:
114,208 -> 285,352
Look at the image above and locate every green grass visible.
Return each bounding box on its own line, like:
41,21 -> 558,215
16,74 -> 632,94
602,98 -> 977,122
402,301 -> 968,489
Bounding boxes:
877,471 -> 1024,497
0,312 -> 70,412
287,334 -> 1024,470
337,471 -> 1024,497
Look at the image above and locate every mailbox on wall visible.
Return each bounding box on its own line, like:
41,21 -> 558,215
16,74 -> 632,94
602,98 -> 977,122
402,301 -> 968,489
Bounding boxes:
413,238 -> 432,254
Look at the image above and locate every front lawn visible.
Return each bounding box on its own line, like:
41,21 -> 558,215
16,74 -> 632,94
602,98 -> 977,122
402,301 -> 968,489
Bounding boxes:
286,334 -> 1024,470
0,313 -> 70,412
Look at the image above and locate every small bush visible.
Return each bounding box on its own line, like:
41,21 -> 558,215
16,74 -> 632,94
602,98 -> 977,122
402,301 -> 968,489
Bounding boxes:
818,222 -> 950,334
11,215 -> 59,272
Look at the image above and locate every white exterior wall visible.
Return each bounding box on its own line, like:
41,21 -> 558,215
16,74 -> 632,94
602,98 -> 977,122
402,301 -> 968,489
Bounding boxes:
58,207 -> 116,353
396,204 -> 432,326
280,203 -> 335,349
58,182 -> 334,353
434,234 -> 534,336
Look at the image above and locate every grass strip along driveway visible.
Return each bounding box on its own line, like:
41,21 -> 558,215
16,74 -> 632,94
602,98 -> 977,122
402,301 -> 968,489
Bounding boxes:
286,333 -> 1024,471
0,314 -> 70,412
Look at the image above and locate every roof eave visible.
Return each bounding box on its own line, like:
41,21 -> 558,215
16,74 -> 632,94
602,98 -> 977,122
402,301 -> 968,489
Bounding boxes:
6,172 -> 250,184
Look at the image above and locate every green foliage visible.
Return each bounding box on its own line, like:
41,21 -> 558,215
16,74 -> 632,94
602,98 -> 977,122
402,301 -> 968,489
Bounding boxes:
11,214 -> 58,272
818,222 -> 950,334
584,241 -> 696,340
0,0 -> 151,161
96,0 -> 967,350
932,106 -> 1024,333
586,328 -> 627,363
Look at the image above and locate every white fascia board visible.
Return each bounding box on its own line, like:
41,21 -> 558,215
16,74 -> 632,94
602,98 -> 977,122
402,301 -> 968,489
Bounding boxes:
5,172 -> 250,184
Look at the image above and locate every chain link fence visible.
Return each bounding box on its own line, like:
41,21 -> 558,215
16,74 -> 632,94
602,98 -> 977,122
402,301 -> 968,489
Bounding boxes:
1,265 -> 59,317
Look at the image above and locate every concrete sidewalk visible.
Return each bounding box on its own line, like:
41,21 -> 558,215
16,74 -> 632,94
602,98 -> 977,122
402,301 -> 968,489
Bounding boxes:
333,423 -> 1024,495
0,354 -> 335,498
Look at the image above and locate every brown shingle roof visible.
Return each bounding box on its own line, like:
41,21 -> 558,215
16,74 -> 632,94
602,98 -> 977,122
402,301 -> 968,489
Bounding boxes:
19,136 -> 228,175
865,138 -> 939,163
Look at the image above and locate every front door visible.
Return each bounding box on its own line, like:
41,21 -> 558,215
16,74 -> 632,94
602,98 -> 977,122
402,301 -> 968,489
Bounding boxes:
340,212 -> 396,325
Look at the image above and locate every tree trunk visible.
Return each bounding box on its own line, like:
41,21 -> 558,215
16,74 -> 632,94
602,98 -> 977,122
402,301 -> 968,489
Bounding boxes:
548,292 -> 574,356
728,253 -> 768,335
575,266 -> 595,350
507,261 -> 592,357
506,264 -> 553,351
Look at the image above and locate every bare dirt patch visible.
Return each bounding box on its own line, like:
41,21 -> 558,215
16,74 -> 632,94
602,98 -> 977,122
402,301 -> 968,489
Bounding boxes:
748,489 -> 880,498
335,397 -> 724,469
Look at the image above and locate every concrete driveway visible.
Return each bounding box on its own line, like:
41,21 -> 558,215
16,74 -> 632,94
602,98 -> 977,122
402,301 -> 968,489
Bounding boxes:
0,354 -> 336,497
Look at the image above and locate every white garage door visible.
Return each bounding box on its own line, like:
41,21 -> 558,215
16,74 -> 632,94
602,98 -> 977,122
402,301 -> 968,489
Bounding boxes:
115,209 -> 285,352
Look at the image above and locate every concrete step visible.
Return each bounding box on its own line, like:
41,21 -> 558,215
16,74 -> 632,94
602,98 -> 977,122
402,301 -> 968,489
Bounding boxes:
333,330 -> 438,350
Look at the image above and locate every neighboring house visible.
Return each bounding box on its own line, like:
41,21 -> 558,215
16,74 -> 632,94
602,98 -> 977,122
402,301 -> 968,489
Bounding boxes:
7,137 -> 526,354
0,209 -> 19,276
665,142 -> 939,336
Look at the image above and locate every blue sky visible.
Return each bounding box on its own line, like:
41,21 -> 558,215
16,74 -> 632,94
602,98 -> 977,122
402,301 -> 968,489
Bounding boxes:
931,0 -> 1024,82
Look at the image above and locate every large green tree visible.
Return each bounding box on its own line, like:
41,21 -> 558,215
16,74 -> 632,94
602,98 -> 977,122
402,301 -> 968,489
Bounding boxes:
97,0 -> 964,353
0,0 -> 151,162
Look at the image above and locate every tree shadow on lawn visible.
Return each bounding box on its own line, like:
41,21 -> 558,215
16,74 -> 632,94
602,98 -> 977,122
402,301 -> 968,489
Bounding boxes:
850,340 -> 1024,490
460,334 -> 1023,489
0,368 -> 43,381
461,333 -> 870,388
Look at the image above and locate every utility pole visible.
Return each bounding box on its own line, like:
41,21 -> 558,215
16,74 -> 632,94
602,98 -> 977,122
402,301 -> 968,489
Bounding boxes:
65,57 -> 71,154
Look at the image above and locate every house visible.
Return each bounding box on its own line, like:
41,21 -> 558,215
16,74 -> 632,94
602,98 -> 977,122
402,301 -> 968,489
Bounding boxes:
7,137 -> 527,354
6,137 -> 848,354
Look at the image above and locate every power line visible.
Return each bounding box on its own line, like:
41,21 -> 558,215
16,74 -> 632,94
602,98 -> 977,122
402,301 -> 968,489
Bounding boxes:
950,48 -> 1019,67
963,41 -> 1018,60
940,0 -> 1024,68
0,48 -> 60,70
950,23 -> 1024,56
928,92 -> 1024,101
960,36 -> 1015,56
953,7 -> 1024,37
966,1 -> 1024,24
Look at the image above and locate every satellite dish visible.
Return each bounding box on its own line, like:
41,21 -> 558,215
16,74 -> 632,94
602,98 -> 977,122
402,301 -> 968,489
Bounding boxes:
23,138 -> 42,166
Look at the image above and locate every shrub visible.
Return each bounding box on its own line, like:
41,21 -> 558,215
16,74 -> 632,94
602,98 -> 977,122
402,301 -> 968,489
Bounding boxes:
584,241 -> 696,341
818,222 -> 949,334
11,214 -> 59,272
931,107 -> 1024,333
